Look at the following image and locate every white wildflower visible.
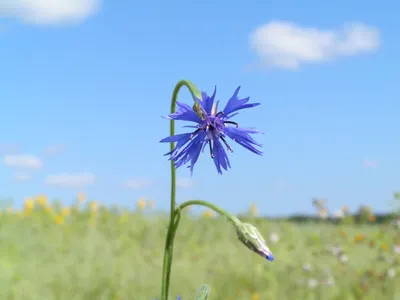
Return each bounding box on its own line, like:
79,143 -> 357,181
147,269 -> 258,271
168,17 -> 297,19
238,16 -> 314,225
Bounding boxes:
392,218 -> 400,229
329,245 -> 343,256
318,209 -> 329,219
393,245 -> 400,255
269,232 -> 280,244
339,254 -> 348,264
308,278 -> 318,288
387,268 -> 396,279
303,263 -> 311,272
333,209 -> 344,219
322,277 -> 335,286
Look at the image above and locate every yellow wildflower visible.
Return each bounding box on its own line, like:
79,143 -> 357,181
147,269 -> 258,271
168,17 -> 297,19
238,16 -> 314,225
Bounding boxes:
354,234 -> 365,243
61,207 -> 71,217
44,205 -> 53,215
54,215 -> 64,225
136,197 -> 146,210
380,243 -> 389,252
77,192 -> 86,204
249,203 -> 258,216
35,194 -> 48,206
251,292 -> 261,300
24,198 -> 34,214
89,201 -> 98,213
201,209 -> 215,218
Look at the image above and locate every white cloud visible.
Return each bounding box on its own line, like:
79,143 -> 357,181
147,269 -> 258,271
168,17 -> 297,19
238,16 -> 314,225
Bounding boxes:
44,172 -> 95,188
3,154 -> 42,169
249,21 -> 380,70
123,179 -> 152,189
13,172 -> 31,182
363,158 -> 379,168
176,177 -> 195,188
0,0 -> 100,25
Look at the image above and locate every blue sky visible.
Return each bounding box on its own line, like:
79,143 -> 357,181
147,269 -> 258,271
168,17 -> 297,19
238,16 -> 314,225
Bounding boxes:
0,0 -> 399,216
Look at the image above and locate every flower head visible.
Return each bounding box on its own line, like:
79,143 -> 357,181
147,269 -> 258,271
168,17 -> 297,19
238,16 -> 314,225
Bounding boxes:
160,86 -> 262,174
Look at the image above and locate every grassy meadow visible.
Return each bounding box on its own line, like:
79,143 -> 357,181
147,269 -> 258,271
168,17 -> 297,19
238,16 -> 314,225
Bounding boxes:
0,195 -> 399,300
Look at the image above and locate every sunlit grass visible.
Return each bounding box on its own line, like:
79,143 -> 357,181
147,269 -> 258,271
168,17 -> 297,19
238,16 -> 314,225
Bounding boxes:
0,195 -> 399,299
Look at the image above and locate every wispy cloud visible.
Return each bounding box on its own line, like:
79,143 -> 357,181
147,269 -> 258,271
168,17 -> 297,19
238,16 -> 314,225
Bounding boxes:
0,0 -> 101,25
249,21 -> 380,70
3,154 -> 42,169
43,143 -> 66,156
0,143 -> 19,154
44,172 -> 96,188
363,158 -> 379,168
272,181 -> 295,193
176,177 -> 195,188
123,179 -> 152,189
13,172 -> 32,182
0,24 -> 8,33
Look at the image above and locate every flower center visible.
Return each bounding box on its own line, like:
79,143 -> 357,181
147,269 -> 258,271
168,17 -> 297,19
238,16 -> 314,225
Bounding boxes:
190,111 -> 239,158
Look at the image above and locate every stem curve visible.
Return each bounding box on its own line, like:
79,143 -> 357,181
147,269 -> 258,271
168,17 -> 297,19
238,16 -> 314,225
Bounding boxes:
176,200 -> 240,227
161,80 -> 201,300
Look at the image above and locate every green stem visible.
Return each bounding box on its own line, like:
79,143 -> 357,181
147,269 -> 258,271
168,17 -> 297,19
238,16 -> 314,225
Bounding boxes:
176,200 -> 241,227
161,80 -> 201,300
162,199 -> 239,299
164,211 -> 181,297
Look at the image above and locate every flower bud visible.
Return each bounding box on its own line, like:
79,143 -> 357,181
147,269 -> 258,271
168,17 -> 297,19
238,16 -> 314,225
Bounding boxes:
236,222 -> 274,261
192,101 -> 207,120
195,284 -> 210,300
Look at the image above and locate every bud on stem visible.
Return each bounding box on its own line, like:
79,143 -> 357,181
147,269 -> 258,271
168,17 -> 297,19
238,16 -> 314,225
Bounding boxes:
235,221 -> 274,261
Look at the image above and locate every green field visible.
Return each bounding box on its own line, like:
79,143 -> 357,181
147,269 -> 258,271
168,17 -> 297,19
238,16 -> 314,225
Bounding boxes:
0,197 -> 399,300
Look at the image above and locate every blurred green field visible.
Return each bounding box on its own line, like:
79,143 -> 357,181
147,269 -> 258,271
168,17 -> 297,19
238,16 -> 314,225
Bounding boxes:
0,196 -> 399,300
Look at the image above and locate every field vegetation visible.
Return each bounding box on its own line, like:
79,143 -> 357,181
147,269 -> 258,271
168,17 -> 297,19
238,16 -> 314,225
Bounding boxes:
0,194 -> 399,299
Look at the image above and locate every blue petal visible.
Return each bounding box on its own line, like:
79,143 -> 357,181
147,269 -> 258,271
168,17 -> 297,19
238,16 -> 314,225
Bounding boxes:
188,135 -> 205,175
164,138 -> 190,160
160,133 -> 192,143
222,86 -> 260,117
202,86 -> 217,115
224,127 -> 263,155
212,138 -> 231,174
169,132 -> 207,174
265,253 -> 274,261
165,101 -> 202,123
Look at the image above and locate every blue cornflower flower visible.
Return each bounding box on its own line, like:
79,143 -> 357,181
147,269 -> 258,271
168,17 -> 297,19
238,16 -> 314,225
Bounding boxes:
160,86 -> 262,174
